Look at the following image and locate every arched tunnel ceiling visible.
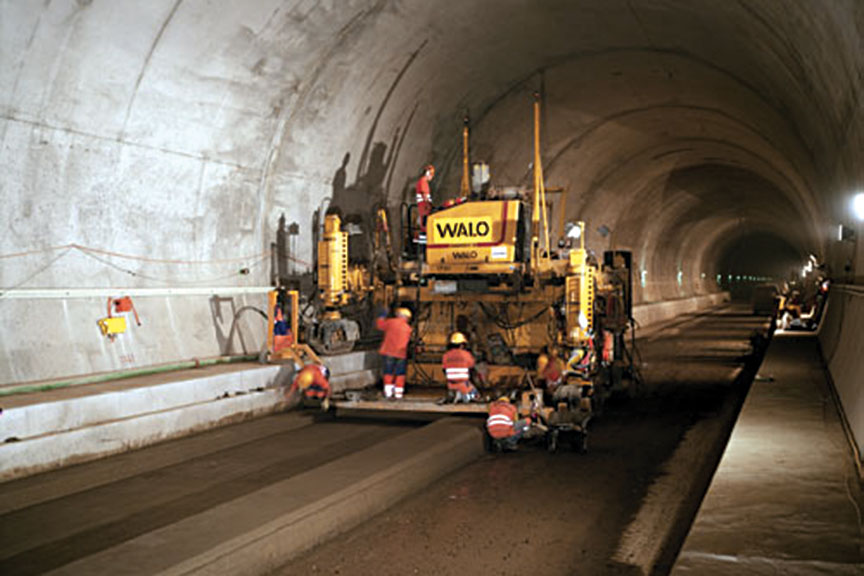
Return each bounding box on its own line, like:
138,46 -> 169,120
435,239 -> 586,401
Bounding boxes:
1,0 -> 862,302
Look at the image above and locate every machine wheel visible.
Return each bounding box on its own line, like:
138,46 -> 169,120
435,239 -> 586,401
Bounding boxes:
311,319 -> 360,355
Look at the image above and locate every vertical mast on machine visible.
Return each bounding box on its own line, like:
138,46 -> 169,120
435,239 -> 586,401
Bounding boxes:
461,112 -> 471,198
532,92 -> 551,274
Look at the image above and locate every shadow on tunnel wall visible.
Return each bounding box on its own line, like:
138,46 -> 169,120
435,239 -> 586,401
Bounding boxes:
329,141 -> 391,263
328,125 -> 421,266
325,42 -> 424,263
209,296 -> 268,356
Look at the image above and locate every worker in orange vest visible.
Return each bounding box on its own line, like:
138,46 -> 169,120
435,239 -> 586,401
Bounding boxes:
442,331 -> 479,403
536,345 -> 565,396
415,164 -> 434,245
287,363 -> 331,411
375,307 -> 413,399
486,396 -> 530,451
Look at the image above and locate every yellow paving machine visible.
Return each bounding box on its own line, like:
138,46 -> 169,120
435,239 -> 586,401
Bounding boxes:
297,94 -> 638,437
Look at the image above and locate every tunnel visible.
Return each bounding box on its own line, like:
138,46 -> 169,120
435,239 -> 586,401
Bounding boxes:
2,0 -> 863,382
1,1 -> 863,575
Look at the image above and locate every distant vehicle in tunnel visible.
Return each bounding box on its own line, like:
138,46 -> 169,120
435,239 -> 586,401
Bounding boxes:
751,283 -> 780,315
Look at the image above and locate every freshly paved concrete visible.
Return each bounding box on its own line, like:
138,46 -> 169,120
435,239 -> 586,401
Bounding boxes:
0,414 -> 483,575
0,351 -> 377,481
672,333 -> 864,575
0,363 -> 286,481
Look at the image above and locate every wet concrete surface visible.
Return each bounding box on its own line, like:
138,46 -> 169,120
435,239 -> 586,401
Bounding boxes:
276,307 -> 770,576
0,414 -> 418,576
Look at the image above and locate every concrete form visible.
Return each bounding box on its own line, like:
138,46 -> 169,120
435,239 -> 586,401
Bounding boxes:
0,350 -> 378,482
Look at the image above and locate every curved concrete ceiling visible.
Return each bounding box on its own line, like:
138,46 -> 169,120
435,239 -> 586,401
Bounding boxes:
1,0 -> 862,303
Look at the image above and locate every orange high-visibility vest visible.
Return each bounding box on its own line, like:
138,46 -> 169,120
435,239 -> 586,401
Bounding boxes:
486,401 -> 517,439
291,365 -> 330,399
442,348 -> 475,394
376,316 -> 412,359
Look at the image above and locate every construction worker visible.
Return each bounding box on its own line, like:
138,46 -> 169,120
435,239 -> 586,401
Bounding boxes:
486,396 -> 530,451
272,305 -> 294,353
415,164 -> 434,245
537,345 -> 565,395
567,335 -> 595,377
287,363 -> 331,411
376,306 -> 413,399
442,331 -> 479,403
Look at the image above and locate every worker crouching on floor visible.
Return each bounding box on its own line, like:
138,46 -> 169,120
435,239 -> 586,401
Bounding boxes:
442,331 -> 480,403
376,306 -> 413,399
486,396 -> 530,451
287,363 -> 331,411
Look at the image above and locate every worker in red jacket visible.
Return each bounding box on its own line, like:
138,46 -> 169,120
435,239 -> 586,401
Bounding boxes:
486,396 -> 530,451
442,331 -> 479,403
287,363 -> 331,411
415,164 -> 434,245
536,345 -> 565,395
375,307 -> 413,399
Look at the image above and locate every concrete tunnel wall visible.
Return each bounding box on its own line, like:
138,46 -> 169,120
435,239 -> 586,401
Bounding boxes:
819,286 -> 864,460
1,1 -> 863,390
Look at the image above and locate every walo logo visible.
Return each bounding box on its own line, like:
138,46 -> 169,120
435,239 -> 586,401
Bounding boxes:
433,217 -> 493,244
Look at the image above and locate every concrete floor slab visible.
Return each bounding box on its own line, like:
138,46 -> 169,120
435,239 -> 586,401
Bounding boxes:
41,418 -> 483,576
0,351 -> 378,482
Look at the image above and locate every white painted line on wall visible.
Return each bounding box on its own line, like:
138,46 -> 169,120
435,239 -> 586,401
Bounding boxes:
0,287 -> 273,299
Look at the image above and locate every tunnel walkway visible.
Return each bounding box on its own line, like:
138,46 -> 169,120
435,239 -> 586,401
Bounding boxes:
671,332 -> 864,575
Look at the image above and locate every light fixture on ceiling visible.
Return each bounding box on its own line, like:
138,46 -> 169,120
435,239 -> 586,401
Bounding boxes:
853,192 -> 864,221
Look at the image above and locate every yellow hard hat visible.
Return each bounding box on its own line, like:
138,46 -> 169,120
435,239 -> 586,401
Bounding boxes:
296,369 -> 314,389
536,353 -> 549,373
396,307 -> 412,321
497,396 -> 510,403
449,331 -> 468,345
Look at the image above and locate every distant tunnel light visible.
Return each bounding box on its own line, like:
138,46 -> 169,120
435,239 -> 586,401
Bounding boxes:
853,192 -> 864,221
